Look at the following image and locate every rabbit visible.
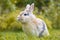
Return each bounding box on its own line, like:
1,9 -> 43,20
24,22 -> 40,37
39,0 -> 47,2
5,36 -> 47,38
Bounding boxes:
17,3 -> 49,37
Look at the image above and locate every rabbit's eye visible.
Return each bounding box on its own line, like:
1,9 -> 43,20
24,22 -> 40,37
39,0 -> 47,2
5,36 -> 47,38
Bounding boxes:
24,13 -> 29,16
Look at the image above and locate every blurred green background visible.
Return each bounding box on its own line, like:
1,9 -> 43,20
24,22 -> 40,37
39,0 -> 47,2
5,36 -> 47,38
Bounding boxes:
0,0 -> 60,40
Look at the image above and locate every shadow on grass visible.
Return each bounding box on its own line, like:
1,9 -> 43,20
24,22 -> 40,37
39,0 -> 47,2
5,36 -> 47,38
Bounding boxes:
0,28 -> 23,32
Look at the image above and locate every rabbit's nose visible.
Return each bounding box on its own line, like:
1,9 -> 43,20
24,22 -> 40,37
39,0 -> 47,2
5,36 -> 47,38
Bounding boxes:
17,17 -> 20,21
17,16 -> 20,21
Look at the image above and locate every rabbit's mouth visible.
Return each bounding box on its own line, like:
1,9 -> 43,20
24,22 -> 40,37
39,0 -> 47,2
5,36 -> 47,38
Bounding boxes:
17,18 -> 23,22
21,22 -> 27,24
17,18 -> 20,21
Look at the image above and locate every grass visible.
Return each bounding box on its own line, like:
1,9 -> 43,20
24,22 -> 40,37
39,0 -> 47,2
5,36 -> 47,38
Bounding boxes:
0,29 -> 60,40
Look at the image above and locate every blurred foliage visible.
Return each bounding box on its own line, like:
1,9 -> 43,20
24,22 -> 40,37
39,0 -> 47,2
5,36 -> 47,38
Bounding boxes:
0,0 -> 60,31
0,10 -> 22,31
0,0 -> 16,15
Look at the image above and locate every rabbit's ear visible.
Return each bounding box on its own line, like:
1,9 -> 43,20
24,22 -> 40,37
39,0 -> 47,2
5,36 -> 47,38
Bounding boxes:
25,3 -> 34,12
26,4 -> 30,10
30,3 -> 34,12
25,4 -> 31,12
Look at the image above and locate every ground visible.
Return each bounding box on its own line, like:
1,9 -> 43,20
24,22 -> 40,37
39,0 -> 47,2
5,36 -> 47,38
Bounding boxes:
0,29 -> 60,40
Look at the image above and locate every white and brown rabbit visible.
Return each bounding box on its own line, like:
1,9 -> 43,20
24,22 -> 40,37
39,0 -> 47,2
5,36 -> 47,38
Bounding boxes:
17,3 -> 49,37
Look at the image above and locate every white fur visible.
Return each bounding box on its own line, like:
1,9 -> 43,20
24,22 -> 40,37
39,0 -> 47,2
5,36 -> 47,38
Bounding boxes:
17,3 -> 49,37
